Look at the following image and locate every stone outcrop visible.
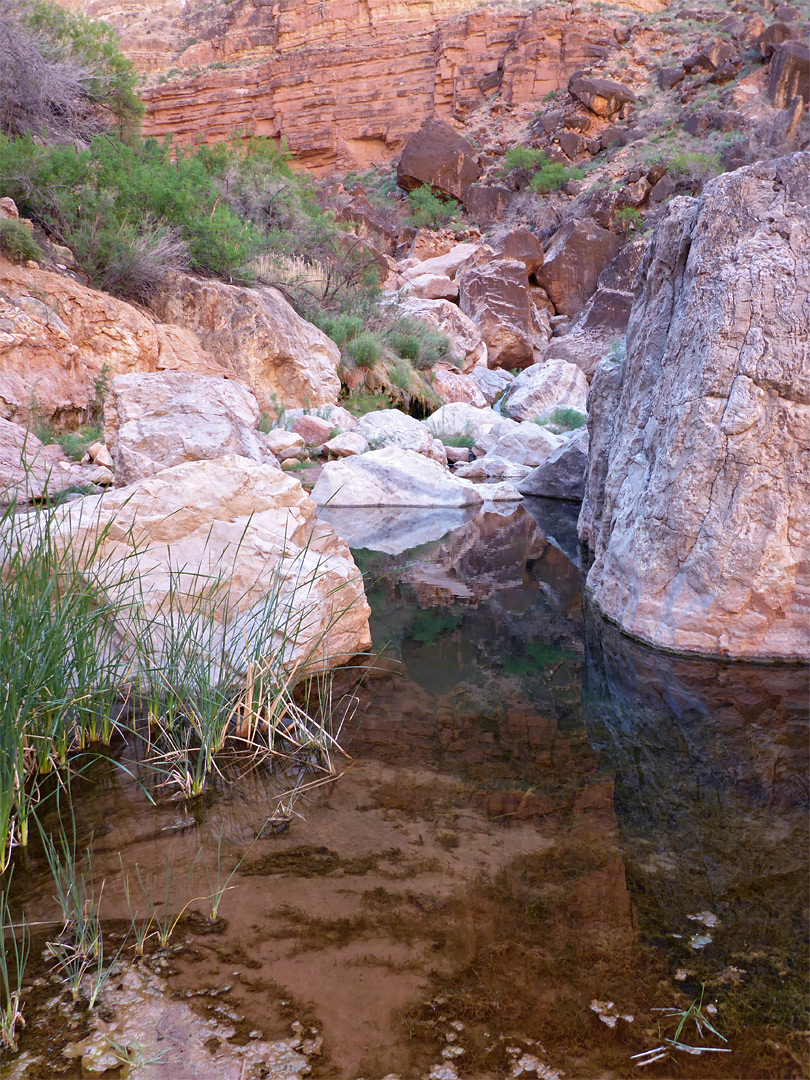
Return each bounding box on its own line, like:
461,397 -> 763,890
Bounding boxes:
46,456 -> 372,674
104,371 -> 277,485
501,359 -> 589,421
458,258 -> 548,370
63,0 -> 648,174
568,76 -> 636,118
429,364 -> 488,407
489,422 -> 563,468
0,418 -> 91,501
536,219 -> 623,317
311,446 -> 484,508
424,402 -> 516,452
517,427 -> 589,501
469,364 -> 514,405
0,256 -> 225,427
397,118 -> 480,200
151,272 -> 341,413
768,41 -> 810,108
580,153 -> 810,661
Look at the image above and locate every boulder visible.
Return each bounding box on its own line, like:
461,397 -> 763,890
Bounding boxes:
400,243 -> 480,282
454,455 -> 532,482
403,274 -> 459,300
44,457 -> 371,674
458,257 -> 549,370
517,427 -> 589,500
0,258 -> 225,427
489,421 -> 564,468
397,296 -> 486,370
103,372 -> 277,486
544,239 -> 647,379
323,432 -> 369,458
151,271 -> 341,412
463,184 -> 512,226
580,153 -> 810,660
317,505 -> 477,556
283,405 -> 357,433
264,429 -> 306,462
758,21 -> 797,59
491,228 -> 544,276
353,409 -> 445,463
768,41 -> 810,108
536,219 -> 623,317
568,76 -> 636,118
476,481 -> 524,502
396,118 -> 480,201
469,364 -> 515,405
501,360 -> 589,420
311,446 -> 484,508
291,414 -> 335,446
429,364 -> 488,408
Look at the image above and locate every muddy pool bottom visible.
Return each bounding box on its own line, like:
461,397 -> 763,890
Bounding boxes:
2,500 -> 808,1080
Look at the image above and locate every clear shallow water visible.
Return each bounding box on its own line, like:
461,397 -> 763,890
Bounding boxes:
3,500 -> 808,1079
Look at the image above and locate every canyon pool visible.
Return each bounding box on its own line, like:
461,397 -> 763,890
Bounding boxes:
3,500 -> 808,1080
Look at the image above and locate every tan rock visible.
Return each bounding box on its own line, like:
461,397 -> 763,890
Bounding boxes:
502,359 -> 589,421
404,274 -> 459,301
263,429 -> 306,456
400,244 -> 480,282
428,363 -> 488,407
312,446 -> 483,508
397,118 -> 480,201
103,371 -> 277,485
469,364 -> 515,406
151,271 -> 341,412
353,409 -> 446,464
458,257 -> 549,370
492,228 -> 545,276
323,432 -> 368,458
489,422 -> 564,468
46,457 -> 371,675
291,415 -> 335,446
0,198 -> 19,220
581,153 -> 810,660
0,257 -> 225,426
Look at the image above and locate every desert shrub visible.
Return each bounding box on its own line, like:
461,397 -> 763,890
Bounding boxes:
407,186 -> 462,229
0,219 -> 43,263
347,331 -> 383,368
388,317 -> 450,370
342,390 -> 392,416
321,312 -> 363,347
440,433 -> 474,449
615,206 -> 643,233
537,407 -> 586,433
529,158 -> 585,194
504,145 -> 547,171
0,0 -> 142,141
667,150 -> 721,187
390,357 -> 413,391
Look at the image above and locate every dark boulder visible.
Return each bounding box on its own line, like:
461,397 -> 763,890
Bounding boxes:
397,118 -> 480,201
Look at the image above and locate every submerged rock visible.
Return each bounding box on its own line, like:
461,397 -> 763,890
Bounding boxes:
580,152 -> 810,660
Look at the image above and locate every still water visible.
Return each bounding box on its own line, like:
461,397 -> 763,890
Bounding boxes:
3,500 -> 808,1079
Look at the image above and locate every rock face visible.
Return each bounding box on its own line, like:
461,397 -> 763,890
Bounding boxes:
104,371 -> 277,485
568,76 -> 636,118
0,257 -> 224,426
311,446 -> 484,508
502,360 -> 589,421
429,364 -> 488,407
536,219 -> 623,317
151,272 -> 341,412
76,0 -> 648,174
768,41 -> 810,108
458,258 -> 548,370
397,118 -> 480,200
517,427 -> 589,501
580,153 -> 810,661
0,418 -> 90,500
47,456 -> 372,673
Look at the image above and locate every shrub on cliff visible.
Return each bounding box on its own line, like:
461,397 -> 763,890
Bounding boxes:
407,187 -> 462,229
0,219 -> 44,264
0,0 -> 143,142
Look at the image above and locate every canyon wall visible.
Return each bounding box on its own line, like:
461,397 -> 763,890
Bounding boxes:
579,152 -> 810,662
61,0 -> 658,172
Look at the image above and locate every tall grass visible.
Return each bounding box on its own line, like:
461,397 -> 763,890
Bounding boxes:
0,874 -> 29,1050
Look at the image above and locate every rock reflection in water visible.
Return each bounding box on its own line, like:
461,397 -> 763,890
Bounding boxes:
583,607 -> 810,1030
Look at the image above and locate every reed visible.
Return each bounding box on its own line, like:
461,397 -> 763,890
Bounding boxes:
0,874 -> 29,1050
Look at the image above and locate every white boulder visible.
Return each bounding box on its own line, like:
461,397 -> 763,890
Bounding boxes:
311,447 -> 484,508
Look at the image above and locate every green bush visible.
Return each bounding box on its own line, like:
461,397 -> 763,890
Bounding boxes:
388,330 -> 421,362
389,317 -> 450,370
407,186 -> 462,229
390,357 -> 413,391
322,312 -> 363,347
537,407 -> 587,433
0,218 -> 43,263
615,206 -> 643,232
503,145 -> 547,171
342,390 -> 392,416
529,158 -> 585,194
440,434 -> 474,449
347,331 -> 383,368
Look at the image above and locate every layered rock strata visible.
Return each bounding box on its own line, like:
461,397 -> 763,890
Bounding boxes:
579,153 -> 810,661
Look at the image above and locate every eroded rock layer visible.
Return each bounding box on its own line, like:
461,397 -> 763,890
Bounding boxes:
579,152 -> 810,661
62,0 -> 642,172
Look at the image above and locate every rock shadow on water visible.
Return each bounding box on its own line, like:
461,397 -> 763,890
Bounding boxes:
317,504 -> 479,555
583,604 -> 810,1032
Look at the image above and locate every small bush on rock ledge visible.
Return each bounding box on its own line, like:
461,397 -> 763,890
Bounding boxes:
407,186 -> 462,229
0,218 -> 43,264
